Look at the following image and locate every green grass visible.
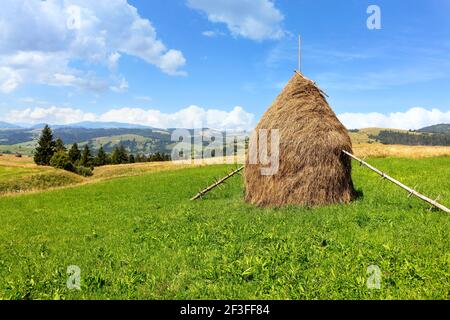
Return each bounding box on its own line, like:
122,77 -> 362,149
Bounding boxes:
0,157 -> 449,300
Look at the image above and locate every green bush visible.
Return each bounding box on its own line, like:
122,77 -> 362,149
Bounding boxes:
50,151 -> 75,172
74,166 -> 93,177
50,151 -> 94,177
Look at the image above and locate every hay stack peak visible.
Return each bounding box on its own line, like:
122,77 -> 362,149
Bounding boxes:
245,72 -> 357,207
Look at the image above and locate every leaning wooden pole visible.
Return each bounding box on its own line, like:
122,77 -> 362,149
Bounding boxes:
342,150 -> 450,214
190,166 -> 244,201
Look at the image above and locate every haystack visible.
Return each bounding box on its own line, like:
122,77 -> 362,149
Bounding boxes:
244,72 -> 357,207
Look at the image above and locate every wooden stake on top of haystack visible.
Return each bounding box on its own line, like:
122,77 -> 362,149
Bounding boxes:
298,34 -> 302,73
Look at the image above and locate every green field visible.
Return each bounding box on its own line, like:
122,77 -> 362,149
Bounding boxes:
0,157 -> 449,299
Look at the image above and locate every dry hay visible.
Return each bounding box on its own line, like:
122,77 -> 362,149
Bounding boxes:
244,72 -> 357,207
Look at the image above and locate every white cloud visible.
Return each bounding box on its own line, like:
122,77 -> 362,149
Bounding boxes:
3,105 -> 255,130
107,52 -> 121,70
5,106 -> 97,125
338,107 -> 450,130
0,0 -> 186,93
99,105 -> 254,130
158,50 -> 187,76
188,0 -> 285,41
202,30 -> 225,38
0,67 -> 21,93
110,77 -> 129,93
202,31 -> 218,37
6,106 -> 448,131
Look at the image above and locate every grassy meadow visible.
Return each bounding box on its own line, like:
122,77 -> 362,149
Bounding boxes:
0,155 -> 449,300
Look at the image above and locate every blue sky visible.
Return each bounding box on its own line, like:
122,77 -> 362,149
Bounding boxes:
0,0 -> 450,129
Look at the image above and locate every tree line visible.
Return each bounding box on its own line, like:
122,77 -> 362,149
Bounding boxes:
370,131 -> 450,146
34,125 -> 171,176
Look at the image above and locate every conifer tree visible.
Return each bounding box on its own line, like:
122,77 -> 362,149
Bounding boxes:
34,125 -> 55,165
80,145 -> 93,167
68,143 -> 81,163
95,145 -> 108,166
111,145 -> 128,164
55,138 -> 66,152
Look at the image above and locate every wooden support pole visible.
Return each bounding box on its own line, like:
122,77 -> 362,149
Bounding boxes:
190,166 -> 244,201
342,150 -> 450,214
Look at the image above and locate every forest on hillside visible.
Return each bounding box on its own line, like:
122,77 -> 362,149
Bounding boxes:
370,131 -> 450,146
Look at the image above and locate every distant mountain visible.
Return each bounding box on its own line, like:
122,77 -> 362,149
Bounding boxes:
2,124 -> 450,156
0,126 -> 240,156
63,121 -> 151,129
29,121 -> 151,129
29,123 -> 49,129
0,121 -> 22,129
418,124 -> 450,134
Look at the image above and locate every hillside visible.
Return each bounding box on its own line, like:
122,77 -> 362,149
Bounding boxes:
418,124 -> 450,134
1,125 -> 450,156
348,128 -> 418,144
0,122 -> 21,129
349,127 -> 450,146
0,127 -> 246,156
0,128 -> 173,155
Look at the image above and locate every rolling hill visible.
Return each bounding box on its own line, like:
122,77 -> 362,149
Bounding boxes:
0,124 -> 449,156
418,124 -> 450,134
0,121 -> 22,129
348,126 -> 450,146
30,121 -> 151,129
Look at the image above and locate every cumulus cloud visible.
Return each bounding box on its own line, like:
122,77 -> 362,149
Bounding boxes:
5,106 -> 449,131
0,0 -> 186,93
99,105 -> 254,130
0,67 -> 21,93
157,50 -> 187,76
338,107 -> 450,130
6,106 -> 97,125
3,105 -> 255,130
187,0 -> 285,41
